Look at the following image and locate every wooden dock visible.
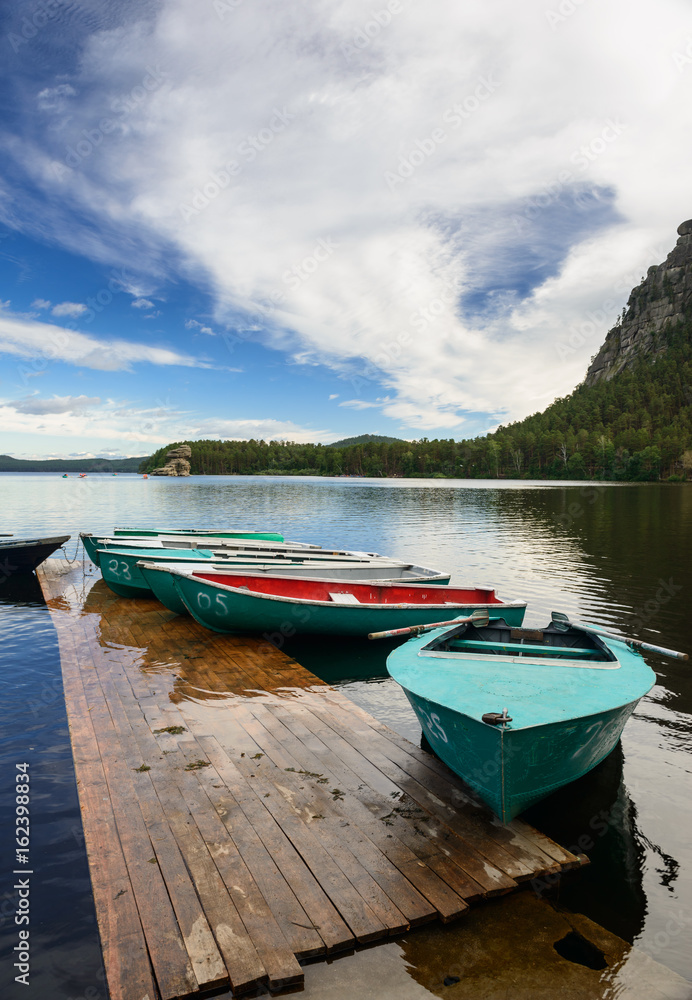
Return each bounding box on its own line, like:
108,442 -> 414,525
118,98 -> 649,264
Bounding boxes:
38,559 -> 584,1000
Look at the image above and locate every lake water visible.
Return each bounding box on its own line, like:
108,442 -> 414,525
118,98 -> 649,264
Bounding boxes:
1,474 -> 690,997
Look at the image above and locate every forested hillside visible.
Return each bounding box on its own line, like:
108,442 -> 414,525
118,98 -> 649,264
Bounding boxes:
1,455 -> 146,473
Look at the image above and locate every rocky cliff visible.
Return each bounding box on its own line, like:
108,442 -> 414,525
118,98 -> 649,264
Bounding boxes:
149,444 -> 192,476
585,220 -> 692,386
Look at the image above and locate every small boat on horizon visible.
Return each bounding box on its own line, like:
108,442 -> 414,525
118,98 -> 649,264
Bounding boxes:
150,567 -> 525,634
385,615 -> 662,823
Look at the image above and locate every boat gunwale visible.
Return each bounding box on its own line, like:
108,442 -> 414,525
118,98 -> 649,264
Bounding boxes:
123,553 -> 451,579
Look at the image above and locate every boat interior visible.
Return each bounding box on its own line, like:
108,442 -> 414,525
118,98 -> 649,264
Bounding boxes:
425,619 -> 617,662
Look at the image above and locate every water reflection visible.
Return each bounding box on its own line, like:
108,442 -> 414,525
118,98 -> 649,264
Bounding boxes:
0,583 -> 104,1000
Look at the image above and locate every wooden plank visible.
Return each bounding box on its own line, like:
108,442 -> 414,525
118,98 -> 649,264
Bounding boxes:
181,747 -> 331,958
92,636 -> 271,996
243,702 -> 466,923
164,740 -> 304,990
199,734 -> 390,944
78,633 -> 230,992
67,632 -> 200,1000
227,714 -> 413,936
270,698 -> 516,894
50,625 -> 160,1000
197,736 -> 356,954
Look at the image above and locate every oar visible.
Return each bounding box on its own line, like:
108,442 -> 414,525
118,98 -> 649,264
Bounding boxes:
369,608 -> 490,641
551,611 -> 688,661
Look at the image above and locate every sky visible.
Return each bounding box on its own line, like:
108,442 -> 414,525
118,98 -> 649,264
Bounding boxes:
0,0 -> 691,459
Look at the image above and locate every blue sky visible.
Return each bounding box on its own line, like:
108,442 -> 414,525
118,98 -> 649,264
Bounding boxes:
0,0 -> 690,459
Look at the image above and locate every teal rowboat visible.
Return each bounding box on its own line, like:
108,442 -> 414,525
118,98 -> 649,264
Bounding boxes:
80,530 -> 301,565
163,568 -> 526,635
386,618 -> 656,823
113,526 -> 285,541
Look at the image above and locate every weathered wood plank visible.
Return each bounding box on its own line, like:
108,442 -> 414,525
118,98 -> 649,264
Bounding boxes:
47,623 -> 159,1000
79,633 -> 230,992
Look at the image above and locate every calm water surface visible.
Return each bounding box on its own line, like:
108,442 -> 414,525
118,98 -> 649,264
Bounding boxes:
1,474 -> 690,997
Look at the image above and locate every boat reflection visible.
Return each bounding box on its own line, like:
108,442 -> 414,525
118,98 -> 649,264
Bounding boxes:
522,743 -> 648,943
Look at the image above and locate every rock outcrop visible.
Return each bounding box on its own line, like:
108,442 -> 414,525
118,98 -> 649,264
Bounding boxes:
149,444 -> 192,476
585,219 -> 692,386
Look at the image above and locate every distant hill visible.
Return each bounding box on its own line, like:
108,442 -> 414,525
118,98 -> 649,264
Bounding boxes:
0,455 -> 147,473
328,434 -> 405,448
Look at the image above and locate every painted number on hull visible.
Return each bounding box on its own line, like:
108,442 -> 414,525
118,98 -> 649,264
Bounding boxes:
107,558 -> 131,581
197,592 -> 228,615
418,706 -> 448,743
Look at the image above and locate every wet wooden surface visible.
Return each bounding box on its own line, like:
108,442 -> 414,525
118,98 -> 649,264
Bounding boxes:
37,558 -> 584,1000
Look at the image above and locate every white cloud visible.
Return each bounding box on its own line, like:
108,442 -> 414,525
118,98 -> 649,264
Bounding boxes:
185,318 -> 215,335
0,397 -> 335,449
191,417 -> 338,444
11,394 -> 101,415
4,0 -> 692,430
37,84 -> 77,112
51,301 -> 88,318
132,297 -> 154,309
0,310 -> 215,372
31,299 -> 51,310
339,399 -> 382,410
328,393 -> 339,399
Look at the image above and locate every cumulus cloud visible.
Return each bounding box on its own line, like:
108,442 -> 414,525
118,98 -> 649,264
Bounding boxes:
31,299 -> 51,310
185,318 -> 215,335
3,0 -> 692,431
51,302 -> 88,318
131,297 -> 154,309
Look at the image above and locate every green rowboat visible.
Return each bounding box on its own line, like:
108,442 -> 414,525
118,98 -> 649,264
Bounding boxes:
114,526 -> 285,540
386,617 -> 657,823
163,568 -> 526,635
